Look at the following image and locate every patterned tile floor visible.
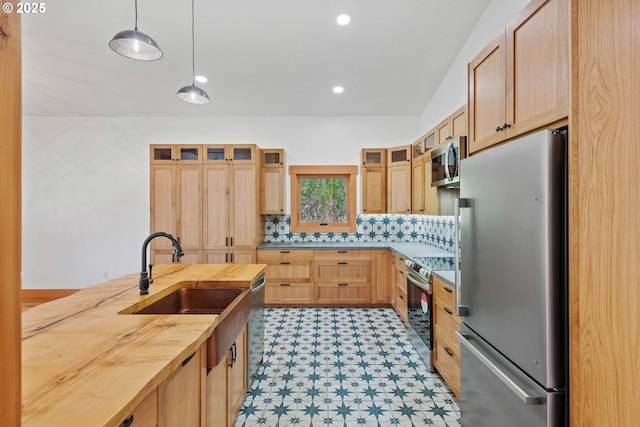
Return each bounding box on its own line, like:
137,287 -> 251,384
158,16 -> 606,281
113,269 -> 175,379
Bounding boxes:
234,307 -> 460,427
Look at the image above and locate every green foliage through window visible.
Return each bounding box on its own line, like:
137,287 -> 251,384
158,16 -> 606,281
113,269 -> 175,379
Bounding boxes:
300,178 -> 347,223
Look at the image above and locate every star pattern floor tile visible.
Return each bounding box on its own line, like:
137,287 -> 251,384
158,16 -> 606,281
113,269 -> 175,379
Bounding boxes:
234,307 -> 460,427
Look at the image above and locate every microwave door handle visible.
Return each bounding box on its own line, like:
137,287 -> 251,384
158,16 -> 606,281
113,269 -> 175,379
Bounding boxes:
444,141 -> 456,181
455,197 -> 470,316
444,143 -> 451,181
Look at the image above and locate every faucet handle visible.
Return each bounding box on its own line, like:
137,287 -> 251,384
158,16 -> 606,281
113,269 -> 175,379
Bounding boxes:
148,264 -> 154,284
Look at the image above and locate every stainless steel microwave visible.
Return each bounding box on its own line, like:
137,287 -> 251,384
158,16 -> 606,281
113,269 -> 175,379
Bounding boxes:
430,136 -> 467,188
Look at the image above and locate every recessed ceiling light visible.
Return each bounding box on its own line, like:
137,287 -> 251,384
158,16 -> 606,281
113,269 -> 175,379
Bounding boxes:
333,86 -> 344,94
195,75 -> 208,83
336,14 -> 351,26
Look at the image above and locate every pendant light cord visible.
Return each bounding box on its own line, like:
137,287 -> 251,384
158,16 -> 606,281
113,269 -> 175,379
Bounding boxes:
134,0 -> 138,31
191,0 -> 195,85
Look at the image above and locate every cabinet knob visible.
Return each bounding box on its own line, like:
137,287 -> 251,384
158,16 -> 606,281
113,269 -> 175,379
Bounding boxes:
496,126 -> 502,132
501,122 -> 511,130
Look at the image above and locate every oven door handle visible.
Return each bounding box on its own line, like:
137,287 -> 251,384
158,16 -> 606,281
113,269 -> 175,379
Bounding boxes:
407,271 -> 430,293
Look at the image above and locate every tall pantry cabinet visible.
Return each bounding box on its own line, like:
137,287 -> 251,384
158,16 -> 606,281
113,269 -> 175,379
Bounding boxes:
149,144 -> 260,265
202,145 -> 259,264
150,145 -> 204,264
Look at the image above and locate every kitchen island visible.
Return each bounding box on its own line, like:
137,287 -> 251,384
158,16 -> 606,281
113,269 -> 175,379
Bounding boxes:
21,263 -> 265,427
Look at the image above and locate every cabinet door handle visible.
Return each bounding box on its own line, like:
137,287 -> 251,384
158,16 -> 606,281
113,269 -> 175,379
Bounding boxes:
337,250 -> 348,254
280,261 -> 290,265
225,253 -> 229,263
501,122 -> 511,131
181,352 -> 196,366
280,250 -> 290,254
338,283 -> 348,287
338,262 -> 348,265
444,347 -> 454,357
399,294 -> 404,300
230,237 -> 233,247
496,125 -> 502,132
444,307 -> 453,315
444,287 -> 453,294
230,252 -> 234,263
225,237 -> 229,247
280,283 -> 291,287
120,415 -> 134,427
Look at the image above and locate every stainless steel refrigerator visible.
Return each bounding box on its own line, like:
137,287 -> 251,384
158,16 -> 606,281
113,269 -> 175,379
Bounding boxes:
455,129 -> 568,426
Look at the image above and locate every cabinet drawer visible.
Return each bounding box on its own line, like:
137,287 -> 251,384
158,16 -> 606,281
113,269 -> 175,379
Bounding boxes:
313,249 -> 371,261
434,325 -> 461,397
433,276 -> 456,308
433,297 -> 461,349
266,282 -> 313,304
264,261 -> 312,282
316,282 -> 371,304
257,249 -> 313,261
314,261 -> 371,283
392,253 -> 407,268
394,285 -> 408,323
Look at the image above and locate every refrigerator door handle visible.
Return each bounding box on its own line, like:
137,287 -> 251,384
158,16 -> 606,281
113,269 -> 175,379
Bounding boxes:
455,331 -> 545,405
455,198 -> 469,316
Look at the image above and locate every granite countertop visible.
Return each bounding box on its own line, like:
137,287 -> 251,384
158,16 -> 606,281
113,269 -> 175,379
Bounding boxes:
258,241 -> 454,259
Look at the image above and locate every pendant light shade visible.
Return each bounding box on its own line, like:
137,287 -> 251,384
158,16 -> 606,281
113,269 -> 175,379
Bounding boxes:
109,29 -> 163,61
176,0 -> 210,104
176,84 -> 210,104
109,0 -> 163,61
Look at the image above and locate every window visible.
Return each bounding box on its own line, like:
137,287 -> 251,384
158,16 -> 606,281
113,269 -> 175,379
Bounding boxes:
289,165 -> 358,233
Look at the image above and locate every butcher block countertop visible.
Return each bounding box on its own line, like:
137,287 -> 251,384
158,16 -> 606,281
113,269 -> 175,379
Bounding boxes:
21,263 -> 266,427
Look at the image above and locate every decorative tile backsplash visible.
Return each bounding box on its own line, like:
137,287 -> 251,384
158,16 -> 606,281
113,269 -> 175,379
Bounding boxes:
262,214 -> 456,252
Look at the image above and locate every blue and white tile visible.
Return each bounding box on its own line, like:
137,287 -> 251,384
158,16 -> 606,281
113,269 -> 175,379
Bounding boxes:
234,308 -> 460,427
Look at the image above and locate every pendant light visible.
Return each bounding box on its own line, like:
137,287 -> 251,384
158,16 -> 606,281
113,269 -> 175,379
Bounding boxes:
109,0 -> 163,61
176,0 -> 210,104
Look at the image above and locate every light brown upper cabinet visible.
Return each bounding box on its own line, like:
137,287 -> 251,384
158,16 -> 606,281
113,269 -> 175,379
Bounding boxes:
203,144 -> 259,264
386,145 -> 411,214
436,105 -> 467,146
361,148 -> 387,214
150,145 -> 203,264
468,0 -> 569,154
260,149 -> 285,215
151,144 -> 203,165
411,137 -> 427,214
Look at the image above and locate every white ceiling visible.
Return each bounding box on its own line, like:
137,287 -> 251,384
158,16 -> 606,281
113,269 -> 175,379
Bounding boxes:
21,0 -> 490,117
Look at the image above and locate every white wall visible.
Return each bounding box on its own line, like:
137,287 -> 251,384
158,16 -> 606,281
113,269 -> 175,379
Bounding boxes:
420,0 -> 531,131
22,115 -> 418,289
22,0 -> 534,290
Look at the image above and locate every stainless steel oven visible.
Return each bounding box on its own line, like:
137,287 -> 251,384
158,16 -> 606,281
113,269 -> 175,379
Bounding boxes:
431,136 -> 467,188
406,262 -> 434,371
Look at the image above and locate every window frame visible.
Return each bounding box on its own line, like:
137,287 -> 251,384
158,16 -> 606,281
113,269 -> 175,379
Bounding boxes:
289,165 -> 358,233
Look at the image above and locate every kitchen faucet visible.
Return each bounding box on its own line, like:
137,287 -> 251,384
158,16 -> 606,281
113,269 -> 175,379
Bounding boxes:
139,232 -> 184,295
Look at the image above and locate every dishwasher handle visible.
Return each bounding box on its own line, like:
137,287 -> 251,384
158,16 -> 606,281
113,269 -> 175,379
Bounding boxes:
251,274 -> 267,292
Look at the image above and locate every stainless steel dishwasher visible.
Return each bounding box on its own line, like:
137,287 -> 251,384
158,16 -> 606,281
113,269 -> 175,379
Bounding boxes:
247,273 -> 266,386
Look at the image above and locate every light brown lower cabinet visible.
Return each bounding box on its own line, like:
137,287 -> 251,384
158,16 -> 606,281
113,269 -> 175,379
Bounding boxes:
371,250 -> 391,304
391,252 -> 408,323
432,276 -> 461,398
206,325 -> 247,427
259,249 -> 393,305
123,389 -> 158,427
158,346 -> 204,427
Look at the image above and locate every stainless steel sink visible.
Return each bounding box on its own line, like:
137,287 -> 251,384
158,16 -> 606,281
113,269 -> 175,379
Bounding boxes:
131,287 -> 251,369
